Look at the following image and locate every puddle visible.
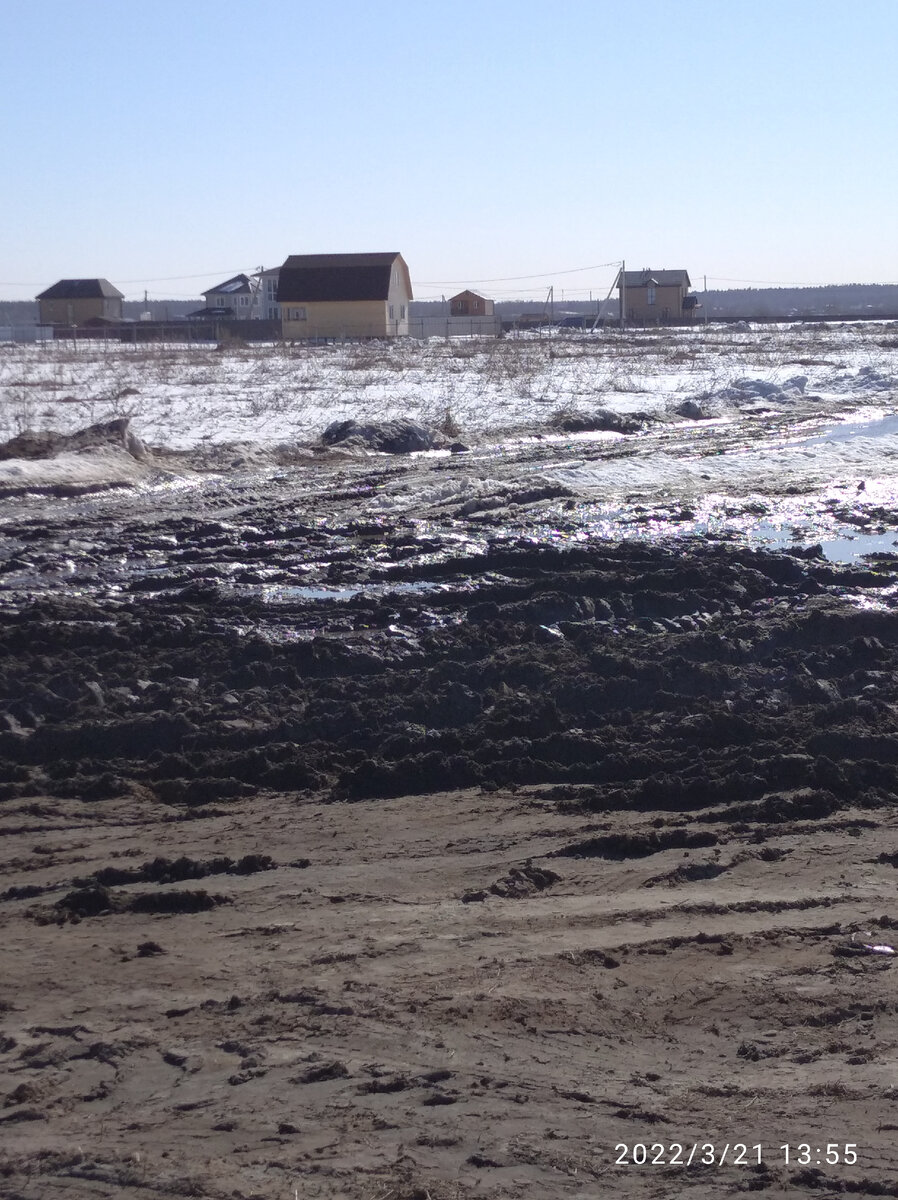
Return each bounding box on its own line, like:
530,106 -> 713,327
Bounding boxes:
747,521 -> 898,563
818,533 -> 898,562
563,505 -> 898,567
801,411 -> 898,447
240,579 -> 473,604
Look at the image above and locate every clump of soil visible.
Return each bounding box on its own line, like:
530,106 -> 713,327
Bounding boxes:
0,418 -> 147,462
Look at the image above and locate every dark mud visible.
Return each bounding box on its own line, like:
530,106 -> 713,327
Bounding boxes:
2,518 -> 898,827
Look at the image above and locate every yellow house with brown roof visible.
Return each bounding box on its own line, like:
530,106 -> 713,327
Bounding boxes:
278,253 -> 412,339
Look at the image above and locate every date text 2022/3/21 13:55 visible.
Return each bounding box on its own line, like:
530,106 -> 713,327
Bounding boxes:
614,1143 -> 860,1168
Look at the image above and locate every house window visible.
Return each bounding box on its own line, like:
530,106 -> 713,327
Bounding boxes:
647,285 -> 656,305
239,295 -> 248,307
389,305 -> 395,319
400,305 -> 406,319
289,307 -> 306,321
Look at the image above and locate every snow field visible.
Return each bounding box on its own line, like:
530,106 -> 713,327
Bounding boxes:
0,323 -> 893,452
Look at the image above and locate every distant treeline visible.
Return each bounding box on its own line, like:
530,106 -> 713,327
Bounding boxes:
700,283 -> 898,320
411,284 -> 898,321
3,284 -> 898,328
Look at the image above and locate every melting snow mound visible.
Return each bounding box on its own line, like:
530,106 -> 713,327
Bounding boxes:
0,418 -> 162,498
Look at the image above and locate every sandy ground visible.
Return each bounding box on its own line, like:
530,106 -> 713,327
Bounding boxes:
3,783 -> 898,1199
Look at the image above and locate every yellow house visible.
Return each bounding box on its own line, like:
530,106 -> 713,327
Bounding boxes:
616,268 -> 697,325
36,278 -> 124,326
278,252 -> 412,339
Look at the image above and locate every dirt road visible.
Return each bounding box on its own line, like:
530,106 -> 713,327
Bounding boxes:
3,461 -> 898,1198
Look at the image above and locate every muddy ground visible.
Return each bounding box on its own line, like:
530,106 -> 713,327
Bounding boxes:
3,454 -> 898,1199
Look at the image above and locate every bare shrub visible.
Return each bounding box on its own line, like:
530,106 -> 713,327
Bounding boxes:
439,406 -> 461,438
215,335 -> 249,353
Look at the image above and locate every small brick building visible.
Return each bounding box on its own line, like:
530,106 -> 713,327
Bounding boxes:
449,290 -> 494,317
616,269 -> 697,324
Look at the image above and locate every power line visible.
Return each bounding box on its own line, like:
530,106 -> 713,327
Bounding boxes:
116,268 -> 252,284
5,259 -> 622,291
0,268 -> 253,288
417,260 -> 621,286
706,276 -> 825,286
415,286 -> 607,301
705,275 -> 898,288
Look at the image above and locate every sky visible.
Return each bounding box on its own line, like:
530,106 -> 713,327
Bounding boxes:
1,0 -> 896,303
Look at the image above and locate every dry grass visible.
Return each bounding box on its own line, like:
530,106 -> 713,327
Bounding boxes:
1,322 -> 894,448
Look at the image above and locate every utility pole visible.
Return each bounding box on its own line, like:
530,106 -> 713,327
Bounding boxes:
246,266 -> 264,320
620,260 -> 626,330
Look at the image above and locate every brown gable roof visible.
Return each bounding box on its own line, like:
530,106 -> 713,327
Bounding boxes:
36,278 -> 124,300
617,269 -> 691,288
449,289 -> 487,302
277,253 -> 411,303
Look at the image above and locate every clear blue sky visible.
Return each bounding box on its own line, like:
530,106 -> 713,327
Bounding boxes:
2,0 -> 896,302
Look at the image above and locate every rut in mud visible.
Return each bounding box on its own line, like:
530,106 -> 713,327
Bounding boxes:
2,539 -> 898,826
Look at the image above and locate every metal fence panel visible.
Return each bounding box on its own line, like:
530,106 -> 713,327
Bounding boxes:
0,325 -> 53,343
408,316 -> 502,339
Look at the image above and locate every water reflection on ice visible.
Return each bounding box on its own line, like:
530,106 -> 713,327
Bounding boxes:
249,579 -> 474,604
